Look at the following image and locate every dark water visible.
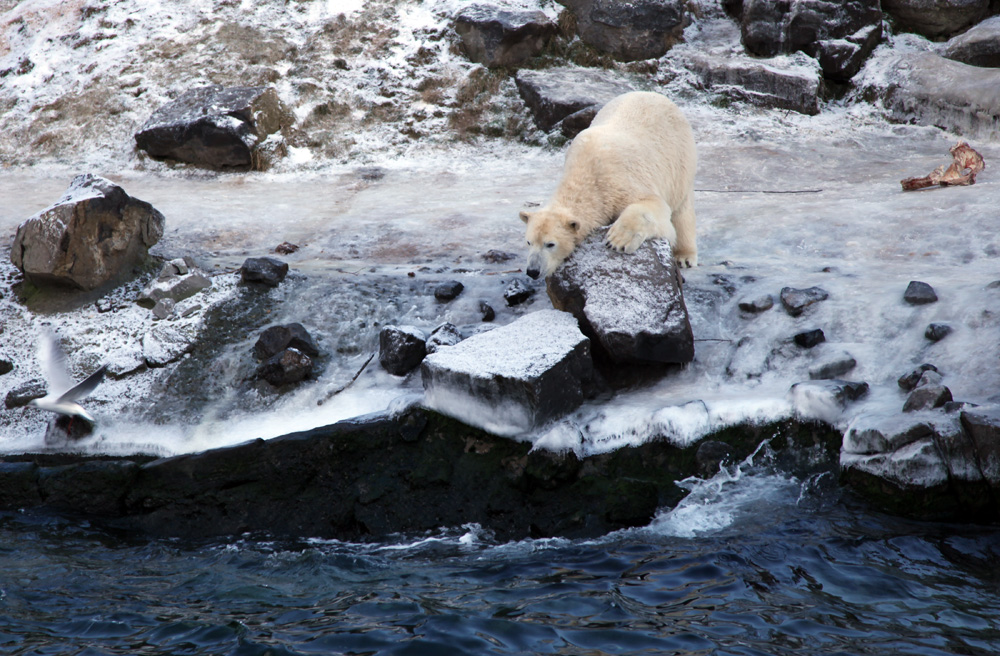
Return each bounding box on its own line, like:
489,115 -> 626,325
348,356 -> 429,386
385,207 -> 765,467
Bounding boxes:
2,466 -> 999,656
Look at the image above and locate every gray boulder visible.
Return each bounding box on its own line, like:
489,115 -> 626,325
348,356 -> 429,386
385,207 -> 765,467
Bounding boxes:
135,85 -> 291,171
559,0 -> 687,61
421,309 -> 595,436
254,323 -> 320,360
240,257 -> 288,287
943,16 -> 1000,67
739,0 -> 882,81
137,258 -> 211,309
780,285 -> 829,316
454,5 -> 557,68
11,174 -> 164,291
685,51 -> 822,115
257,347 -> 313,386
904,280 -> 937,305
514,67 -> 633,131
547,228 -> 693,365
882,0 -> 990,39
426,323 -> 464,353
378,325 -> 427,376
903,384 -> 953,412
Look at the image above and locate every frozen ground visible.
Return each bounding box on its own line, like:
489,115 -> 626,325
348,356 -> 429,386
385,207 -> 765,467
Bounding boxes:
0,0 -> 997,457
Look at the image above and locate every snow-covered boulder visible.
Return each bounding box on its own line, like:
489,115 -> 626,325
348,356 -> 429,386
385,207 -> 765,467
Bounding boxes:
137,258 -> 211,309
943,16 -> 1000,67
684,51 -> 822,115
453,5 -> 557,68
547,228 -> 694,365
559,0 -> 686,61
881,0 -> 990,39
739,0 -> 883,81
421,310 -> 595,436
514,67 -> 634,131
10,174 -> 164,291
135,85 -> 291,171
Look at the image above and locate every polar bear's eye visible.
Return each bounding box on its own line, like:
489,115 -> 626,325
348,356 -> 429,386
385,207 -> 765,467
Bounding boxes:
545,242 -> 556,249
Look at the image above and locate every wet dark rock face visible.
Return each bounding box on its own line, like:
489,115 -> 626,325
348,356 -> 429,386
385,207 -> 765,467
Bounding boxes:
0,409 -> 842,542
559,0 -> 687,61
453,5 -> 557,68
514,67 -> 634,132
240,257 -> 289,287
684,51 -> 822,115
882,0 -> 991,39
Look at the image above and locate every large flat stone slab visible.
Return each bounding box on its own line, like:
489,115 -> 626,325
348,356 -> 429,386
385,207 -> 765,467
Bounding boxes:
514,67 -> 634,131
684,51 -> 822,115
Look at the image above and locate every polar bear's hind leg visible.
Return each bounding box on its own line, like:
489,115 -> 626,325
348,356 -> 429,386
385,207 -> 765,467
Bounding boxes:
672,193 -> 697,268
606,196 -> 674,254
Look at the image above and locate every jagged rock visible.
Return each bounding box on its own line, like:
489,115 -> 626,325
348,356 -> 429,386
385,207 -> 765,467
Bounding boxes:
943,16 -> 1000,67
254,323 -> 320,360
794,329 -> 825,348
809,354 -> 857,380
560,0 -> 686,61
453,4 -> 557,68
514,67 -> 634,131
739,0 -> 882,81
871,52 -> 1000,138
899,364 -> 939,391
904,280 -> 938,305
685,51 -> 822,115
925,323 -> 953,342
903,384 -> 953,412
426,323 -> 464,353
882,0 -> 990,39
504,278 -> 535,306
913,369 -> 944,390
142,321 -> 199,367
421,310 -> 595,436
135,85 -> 291,171
738,294 -> 773,313
789,379 -> 869,422
780,286 -> 829,316
547,228 -> 693,365
10,174 -> 165,291
151,298 -> 175,320
240,257 -> 288,287
5,379 -> 46,409
434,280 -> 464,301
961,407 -> 1000,483
556,104 -> 602,138
378,325 -> 427,376
257,347 -> 313,386
137,258 -> 211,308
479,301 -> 496,322
843,413 -> 935,455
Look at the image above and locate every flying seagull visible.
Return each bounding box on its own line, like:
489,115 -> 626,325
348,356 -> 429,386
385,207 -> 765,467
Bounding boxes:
28,330 -> 107,425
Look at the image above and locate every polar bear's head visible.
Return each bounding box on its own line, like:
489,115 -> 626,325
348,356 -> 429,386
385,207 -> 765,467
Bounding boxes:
520,208 -> 581,279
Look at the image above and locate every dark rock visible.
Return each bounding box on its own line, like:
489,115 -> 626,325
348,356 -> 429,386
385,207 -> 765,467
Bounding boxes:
274,241 -> 299,254
45,414 -> 97,444
151,298 -> 175,320
739,0 -> 882,81
961,407 -> 1000,484
904,280 -> 937,305
135,85 -> 291,171
944,400 -> 977,413
925,323 -> 953,342
426,323 -> 464,354
378,325 -> 427,375
240,257 -> 289,287
514,67 -> 634,131
434,280 -> 464,301
254,323 -> 320,360
914,369 -> 944,389
843,414 -> 934,455
479,301 -> 496,322
0,358 -> 12,376
899,364 -> 939,391
794,329 -> 825,348
696,440 -> 733,477
556,104 -> 603,138
943,16 -> 1000,67
738,294 -> 774,313
903,384 -> 953,412
137,258 -> 211,308
257,347 -> 313,386
780,286 -> 829,316
482,249 -> 517,264
547,228 -> 693,365
504,278 -> 535,306
10,174 -> 165,291
454,4 -> 557,68
809,354 -> 857,380
421,310 -> 595,435
560,0 -> 687,61
882,0 -> 990,39
5,379 -> 47,409
686,51 -> 822,115
789,379 -> 869,420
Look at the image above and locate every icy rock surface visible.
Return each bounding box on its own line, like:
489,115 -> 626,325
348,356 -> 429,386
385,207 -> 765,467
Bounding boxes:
135,85 -> 290,171
137,259 -> 211,308
547,228 -> 694,365
942,15 -> 1000,67
683,51 -> 822,115
881,0 -> 990,39
453,4 -> 556,68
514,67 -> 634,131
10,174 -> 164,291
561,0 -> 686,61
421,310 -> 594,436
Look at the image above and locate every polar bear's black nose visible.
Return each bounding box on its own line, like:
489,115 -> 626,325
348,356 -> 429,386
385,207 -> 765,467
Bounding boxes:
526,267 -> 540,279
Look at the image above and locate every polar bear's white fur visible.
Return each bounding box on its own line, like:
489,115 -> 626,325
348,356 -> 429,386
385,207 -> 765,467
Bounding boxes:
520,91 -> 697,279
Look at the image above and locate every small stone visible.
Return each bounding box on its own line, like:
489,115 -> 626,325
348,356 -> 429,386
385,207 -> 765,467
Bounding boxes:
0,358 -> 12,376
780,286 -> 829,316
5,379 -> 47,409
809,355 -> 857,380
152,298 -> 175,320
95,298 -> 116,313
275,242 -> 299,254
903,384 -> 953,412
738,294 -> 773,313
903,280 -> 937,305
240,257 -> 289,287
925,323 -> 952,342
479,301 -> 496,322
179,303 -> 203,318
794,329 -> 826,348
504,278 -> 535,306
378,325 -> 427,376
898,364 -> 939,391
426,323 -> 464,354
257,347 -> 313,386
254,323 -> 320,360
482,250 -> 517,264
434,281 -> 464,301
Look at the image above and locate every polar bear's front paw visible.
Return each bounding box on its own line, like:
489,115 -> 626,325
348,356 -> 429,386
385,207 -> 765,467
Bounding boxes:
606,222 -> 646,253
675,252 -> 698,268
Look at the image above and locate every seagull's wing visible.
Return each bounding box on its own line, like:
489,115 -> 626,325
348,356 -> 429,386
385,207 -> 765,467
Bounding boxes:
38,329 -> 74,397
57,364 -> 107,404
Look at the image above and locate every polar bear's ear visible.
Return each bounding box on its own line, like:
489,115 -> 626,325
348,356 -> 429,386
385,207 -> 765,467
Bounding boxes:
519,210 -> 532,224
568,220 -> 580,232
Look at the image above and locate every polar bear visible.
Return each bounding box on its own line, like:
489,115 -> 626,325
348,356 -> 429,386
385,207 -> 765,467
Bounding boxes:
520,91 -> 697,279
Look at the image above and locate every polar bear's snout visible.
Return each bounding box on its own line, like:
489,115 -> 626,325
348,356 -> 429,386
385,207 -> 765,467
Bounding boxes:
525,250 -> 546,279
